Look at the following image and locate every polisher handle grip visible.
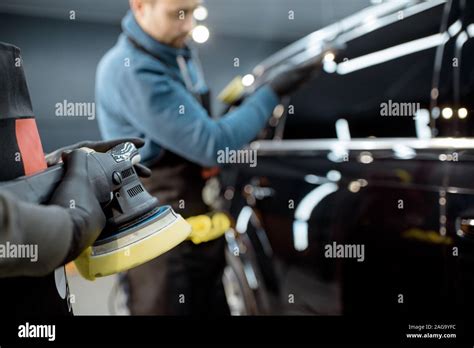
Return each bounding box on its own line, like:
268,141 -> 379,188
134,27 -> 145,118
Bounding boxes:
0,142 -> 141,206
107,142 -> 141,164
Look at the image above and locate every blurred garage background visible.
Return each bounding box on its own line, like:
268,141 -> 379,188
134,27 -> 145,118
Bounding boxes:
0,0 -> 370,152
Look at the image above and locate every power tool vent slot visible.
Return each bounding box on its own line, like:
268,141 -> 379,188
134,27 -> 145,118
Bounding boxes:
121,167 -> 134,179
127,184 -> 144,197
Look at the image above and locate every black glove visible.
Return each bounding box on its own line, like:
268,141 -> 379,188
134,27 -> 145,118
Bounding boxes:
46,138 -> 151,178
268,59 -> 322,98
49,149 -> 106,263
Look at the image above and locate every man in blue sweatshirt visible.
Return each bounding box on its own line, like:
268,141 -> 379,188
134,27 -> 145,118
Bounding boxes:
96,0 -> 318,315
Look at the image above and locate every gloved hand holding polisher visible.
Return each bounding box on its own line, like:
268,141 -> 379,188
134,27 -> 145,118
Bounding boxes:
1,138 -> 193,280
48,138 -> 149,264
0,138 -> 149,277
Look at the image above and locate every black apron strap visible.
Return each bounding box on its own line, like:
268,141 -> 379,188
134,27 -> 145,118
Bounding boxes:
0,41 -> 72,316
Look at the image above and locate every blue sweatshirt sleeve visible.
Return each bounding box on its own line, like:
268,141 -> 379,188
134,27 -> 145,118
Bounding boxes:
119,67 -> 279,167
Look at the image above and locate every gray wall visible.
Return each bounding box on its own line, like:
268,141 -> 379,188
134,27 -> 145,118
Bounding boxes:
0,13 -> 287,152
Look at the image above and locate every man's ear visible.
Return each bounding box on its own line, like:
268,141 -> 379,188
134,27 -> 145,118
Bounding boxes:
129,0 -> 144,18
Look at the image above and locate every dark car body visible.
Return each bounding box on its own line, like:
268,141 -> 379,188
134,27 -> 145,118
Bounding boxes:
220,0 -> 474,315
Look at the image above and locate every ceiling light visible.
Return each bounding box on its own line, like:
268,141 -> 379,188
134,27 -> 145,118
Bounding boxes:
193,6 -> 208,21
458,108 -> 468,119
442,107 -> 453,119
192,25 -> 210,44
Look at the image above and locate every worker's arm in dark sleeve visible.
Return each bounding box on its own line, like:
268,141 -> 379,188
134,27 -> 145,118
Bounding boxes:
120,68 -> 279,167
0,150 -> 106,278
0,191 -> 74,277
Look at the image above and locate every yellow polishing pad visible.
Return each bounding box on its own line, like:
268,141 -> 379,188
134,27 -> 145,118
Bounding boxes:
74,210 -> 232,281
75,210 -> 191,281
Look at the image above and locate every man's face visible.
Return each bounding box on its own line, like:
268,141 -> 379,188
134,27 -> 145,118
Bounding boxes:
133,0 -> 202,48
